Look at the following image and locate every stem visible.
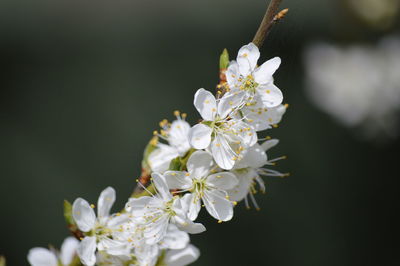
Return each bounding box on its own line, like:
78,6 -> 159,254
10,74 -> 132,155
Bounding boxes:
252,0 -> 283,47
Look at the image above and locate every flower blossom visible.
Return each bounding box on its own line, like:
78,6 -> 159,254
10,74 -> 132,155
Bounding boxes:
72,187 -> 130,266
189,88 -> 257,170
164,150 -> 238,222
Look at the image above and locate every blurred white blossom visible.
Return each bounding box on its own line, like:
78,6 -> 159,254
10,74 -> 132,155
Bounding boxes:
304,35 -> 400,139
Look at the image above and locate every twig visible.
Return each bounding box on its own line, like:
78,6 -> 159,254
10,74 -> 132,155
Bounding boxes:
252,0 -> 287,48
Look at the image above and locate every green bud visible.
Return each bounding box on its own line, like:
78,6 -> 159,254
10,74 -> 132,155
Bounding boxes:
63,200 -> 75,226
219,48 -> 230,70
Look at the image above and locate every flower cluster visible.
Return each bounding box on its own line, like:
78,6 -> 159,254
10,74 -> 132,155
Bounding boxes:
28,43 -> 287,266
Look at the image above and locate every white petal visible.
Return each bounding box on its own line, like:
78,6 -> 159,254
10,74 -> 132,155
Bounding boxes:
188,123 -> 212,149
261,139 -> 279,151
206,172 -> 238,190
77,236 -> 97,266
60,237 -> 79,266
97,186 -> 115,218
203,190 -> 234,221
144,214 -> 170,245
164,171 -> 192,190
253,57 -> 281,85
226,61 -> 240,88
161,224 -> 190,250
152,172 -> 172,201
241,98 -> 285,131
164,244 -> 200,266
231,120 -> 258,147
72,198 -> 96,232
217,90 -> 246,119
168,120 -> 191,155
148,143 -> 180,173
188,195 -> 201,221
236,143 -> 267,169
193,88 -> 217,121
186,150 -> 214,178
237,42 -> 260,71
27,247 -> 58,266
125,196 -> 153,216
134,244 -> 159,266
97,238 -> 129,256
179,221 -> 206,234
211,135 -> 236,170
237,43 -> 260,76
227,170 -> 257,201
256,83 -> 283,108
179,193 -> 200,221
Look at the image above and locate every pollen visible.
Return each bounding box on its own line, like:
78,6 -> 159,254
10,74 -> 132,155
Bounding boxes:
218,220 -> 223,224
90,204 -> 95,208
174,110 -> 180,116
265,89 -> 270,94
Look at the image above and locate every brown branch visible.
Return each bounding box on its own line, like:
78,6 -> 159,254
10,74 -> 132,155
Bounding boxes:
252,0 -> 287,48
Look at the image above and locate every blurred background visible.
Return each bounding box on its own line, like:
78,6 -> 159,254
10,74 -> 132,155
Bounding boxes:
1,0 -> 400,265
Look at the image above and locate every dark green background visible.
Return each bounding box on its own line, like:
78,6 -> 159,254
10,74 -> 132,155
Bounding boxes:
1,0 -> 399,265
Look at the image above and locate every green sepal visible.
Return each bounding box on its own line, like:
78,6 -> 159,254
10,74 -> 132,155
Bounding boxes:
168,157 -> 182,171
168,148 -> 195,172
219,48 -> 230,70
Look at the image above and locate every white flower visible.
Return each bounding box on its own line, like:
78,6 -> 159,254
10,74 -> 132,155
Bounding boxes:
189,88 -> 257,170
72,187 -> 130,266
149,112 -> 192,173
27,237 -> 79,266
125,172 -> 205,245
163,244 -> 200,266
228,139 -> 287,209
164,150 -> 238,222
222,42 -> 283,110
